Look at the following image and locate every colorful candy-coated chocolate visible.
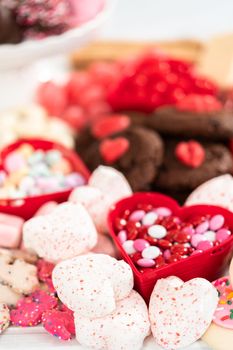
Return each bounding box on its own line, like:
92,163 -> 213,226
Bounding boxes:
154,207 -> 172,217
115,203 -> 231,272
216,228 -> 231,242
209,214 -> 225,231
148,225 -> 167,239
195,220 -> 209,234
197,240 -> 213,251
137,258 -> 155,267
142,212 -> 158,226
142,246 -> 161,259
117,230 -> 127,244
133,239 -> 150,252
129,210 -> 145,222
122,240 -> 136,255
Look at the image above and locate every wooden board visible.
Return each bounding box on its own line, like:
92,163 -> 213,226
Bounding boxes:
71,39 -> 203,68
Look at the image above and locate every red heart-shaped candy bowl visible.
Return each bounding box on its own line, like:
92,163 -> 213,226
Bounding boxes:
108,192 -> 233,302
0,139 -> 90,219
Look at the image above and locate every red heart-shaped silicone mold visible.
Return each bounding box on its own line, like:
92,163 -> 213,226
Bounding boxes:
108,192 -> 233,302
0,139 -> 90,219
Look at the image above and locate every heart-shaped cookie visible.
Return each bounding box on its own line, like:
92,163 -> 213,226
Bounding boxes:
149,276 -> 218,349
108,192 -> 233,302
23,202 -> 98,263
52,253 -> 133,318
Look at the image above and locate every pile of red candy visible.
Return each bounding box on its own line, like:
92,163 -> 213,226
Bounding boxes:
37,52 -> 224,131
114,203 -> 232,271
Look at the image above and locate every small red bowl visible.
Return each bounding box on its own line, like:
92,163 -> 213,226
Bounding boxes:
108,192 -> 233,303
0,138 -> 90,219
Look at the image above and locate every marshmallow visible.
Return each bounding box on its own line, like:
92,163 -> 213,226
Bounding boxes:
52,253 -> 133,318
186,174 -> 233,212
149,276 -> 218,349
75,290 -> 150,350
69,166 -> 132,233
23,202 -> 98,263
0,213 -> 24,249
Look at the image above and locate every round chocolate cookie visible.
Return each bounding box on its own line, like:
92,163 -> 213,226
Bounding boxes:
76,116 -> 164,191
154,138 -> 233,193
0,6 -> 22,44
143,106 -> 233,141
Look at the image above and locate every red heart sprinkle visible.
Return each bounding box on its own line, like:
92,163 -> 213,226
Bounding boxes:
99,137 -> 130,164
176,94 -> 222,113
91,115 -> 130,138
175,140 -> 205,168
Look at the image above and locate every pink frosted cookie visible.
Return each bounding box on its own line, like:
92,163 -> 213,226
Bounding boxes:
10,290 -> 58,327
74,290 -> 150,350
149,276 -> 218,349
23,202 -> 98,263
34,201 -> 58,216
52,253 -> 133,318
0,213 -> 24,248
185,174 -> 233,211
202,276 -> 233,350
92,234 -> 118,258
42,308 -> 75,341
0,303 -> 10,334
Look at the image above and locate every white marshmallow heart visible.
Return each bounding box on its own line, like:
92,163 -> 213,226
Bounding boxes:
185,174 -> 233,212
23,202 -> 97,263
89,166 -> 132,205
149,276 -> 218,349
69,186 -> 109,233
74,290 -> 150,350
52,253 -> 133,318
69,166 -> 132,233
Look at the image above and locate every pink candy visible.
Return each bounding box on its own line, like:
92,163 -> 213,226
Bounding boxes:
137,258 -> 155,267
209,214 -> 225,231
197,240 -> 213,251
0,213 -> 24,248
154,207 -> 172,217
133,239 -> 149,252
129,210 -> 145,222
216,228 -> 231,242
117,230 -> 127,244
195,221 -> 209,234
191,234 -> 206,248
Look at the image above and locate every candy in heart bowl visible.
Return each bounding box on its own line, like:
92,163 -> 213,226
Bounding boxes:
0,138 -> 90,219
108,192 -> 233,302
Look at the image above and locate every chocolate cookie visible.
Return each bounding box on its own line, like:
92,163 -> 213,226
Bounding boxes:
154,138 -> 233,194
76,115 -> 164,191
0,6 -> 22,44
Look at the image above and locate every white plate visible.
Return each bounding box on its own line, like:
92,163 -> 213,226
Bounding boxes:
1,326 -> 210,350
0,0 -> 115,70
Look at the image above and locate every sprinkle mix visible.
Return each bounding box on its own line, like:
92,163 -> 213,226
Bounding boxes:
115,204 -> 231,271
213,276 -> 233,329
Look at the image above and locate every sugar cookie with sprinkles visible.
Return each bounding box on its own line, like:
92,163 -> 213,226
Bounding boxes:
202,276 -> 233,350
0,303 -> 10,334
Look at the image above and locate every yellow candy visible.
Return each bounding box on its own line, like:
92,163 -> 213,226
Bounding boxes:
5,167 -> 29,186
17,144 -> 34,159
51,158 -> 72,175
227,292 -> 233,300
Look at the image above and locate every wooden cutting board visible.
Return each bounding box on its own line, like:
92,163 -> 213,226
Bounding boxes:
71,39 -> 203,68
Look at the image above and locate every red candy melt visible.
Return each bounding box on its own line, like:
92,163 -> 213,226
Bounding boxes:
175,140 -> 205,168
175,94 -> 222,113
91,115 -> 130,138
99,137 -> 130,164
